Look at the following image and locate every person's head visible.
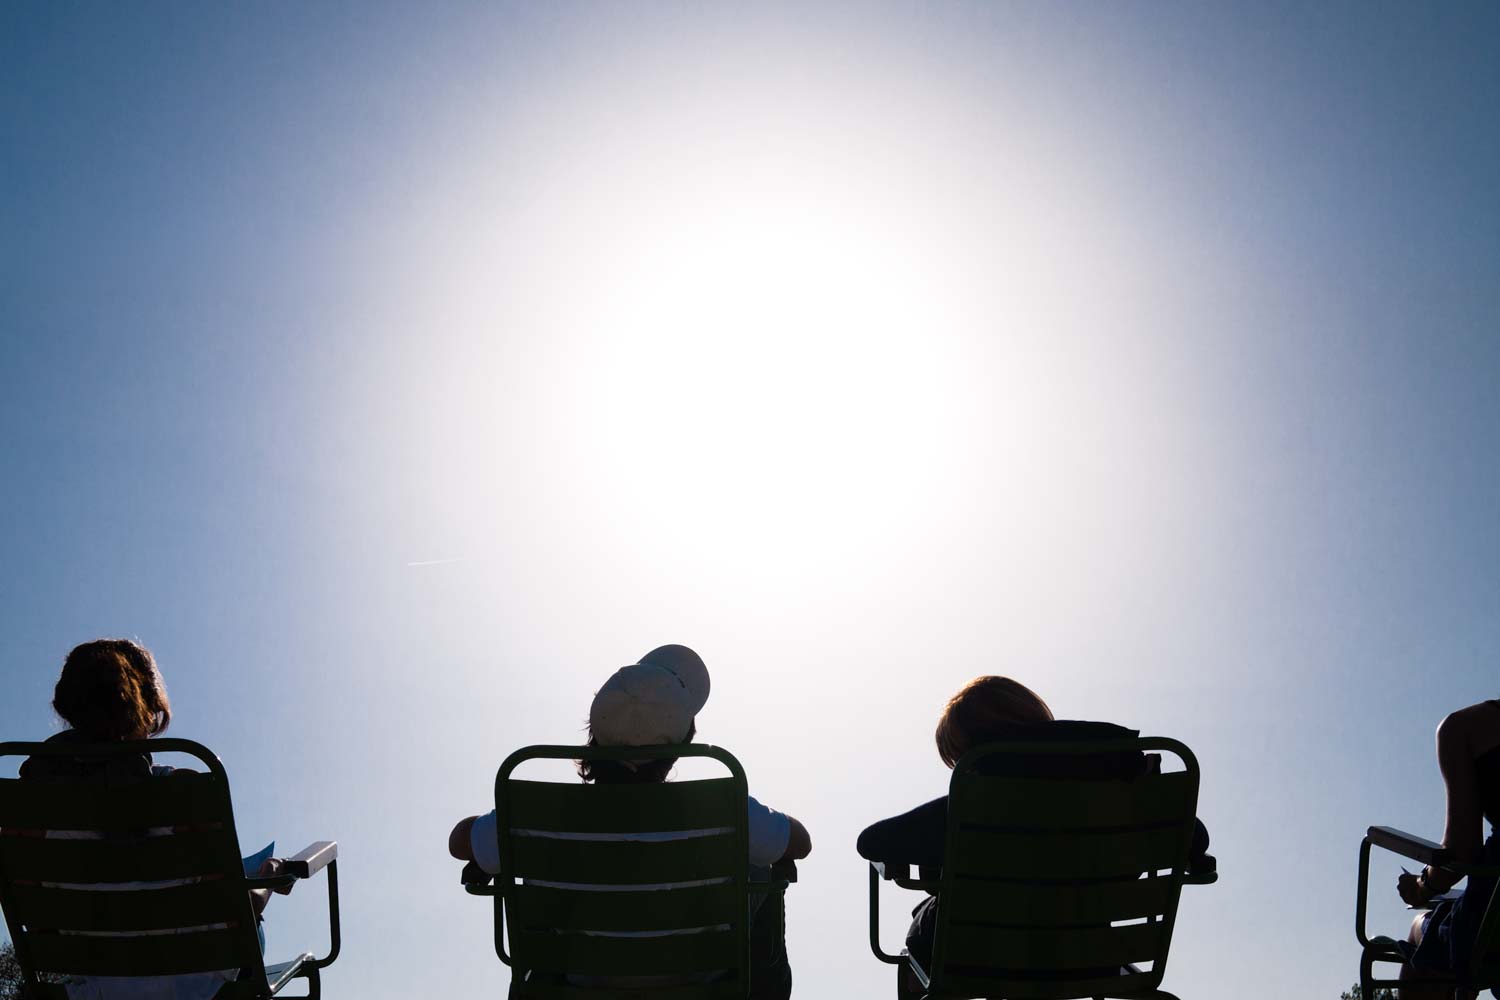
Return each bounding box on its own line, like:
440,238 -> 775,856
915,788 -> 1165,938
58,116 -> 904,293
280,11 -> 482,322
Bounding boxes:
579,644 -> 711,784
935,675 -> 1053,768
52,639 -> 171,741
577,722 -> 697,784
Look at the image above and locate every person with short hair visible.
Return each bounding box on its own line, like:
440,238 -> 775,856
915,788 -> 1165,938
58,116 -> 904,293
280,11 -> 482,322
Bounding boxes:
449,644 -> 811,998
857,675 -> 1212,998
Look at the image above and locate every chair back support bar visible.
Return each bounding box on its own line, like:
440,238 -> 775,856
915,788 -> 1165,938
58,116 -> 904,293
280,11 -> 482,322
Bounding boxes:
928,737 -> 1201,999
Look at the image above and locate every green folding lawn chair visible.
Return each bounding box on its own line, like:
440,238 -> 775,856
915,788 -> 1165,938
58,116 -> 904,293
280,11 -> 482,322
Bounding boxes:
868,736 -> 1215,1000
0,738 -> 340,999
463,743 -> 794,999
1354,825 -> 1500,999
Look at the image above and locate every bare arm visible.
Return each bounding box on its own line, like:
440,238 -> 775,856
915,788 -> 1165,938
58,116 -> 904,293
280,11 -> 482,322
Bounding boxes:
449,816 -> 477,861
780,816 -> 811,862
248,858 -> 293,916
1420,706 -> 1487,897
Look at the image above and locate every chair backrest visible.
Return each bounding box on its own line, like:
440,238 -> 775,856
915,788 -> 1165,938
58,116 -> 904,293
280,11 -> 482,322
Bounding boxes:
0,739 -> 265,994
1467,862 -> 1500,989
491,744 -> 751,998
928,736 -> 1201,1000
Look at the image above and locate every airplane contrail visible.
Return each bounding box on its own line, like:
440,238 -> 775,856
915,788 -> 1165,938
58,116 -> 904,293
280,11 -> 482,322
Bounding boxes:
405,557 -> 472,568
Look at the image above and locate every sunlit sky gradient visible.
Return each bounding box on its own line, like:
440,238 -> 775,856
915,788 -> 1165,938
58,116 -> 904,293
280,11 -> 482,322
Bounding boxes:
4,3 -> 1499,996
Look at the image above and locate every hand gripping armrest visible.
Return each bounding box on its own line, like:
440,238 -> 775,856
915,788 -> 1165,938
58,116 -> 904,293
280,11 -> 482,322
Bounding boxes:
242,842 -> 339,893
1358,826 -> 1451,949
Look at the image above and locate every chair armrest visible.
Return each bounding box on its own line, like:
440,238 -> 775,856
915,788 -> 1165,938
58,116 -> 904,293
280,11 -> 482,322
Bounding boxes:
872,860 -> 941,891
749,861 -> 796,897
248,846 -> 339,971
284,841 -> 338,879
1368,827 -> 1450,866
460,860 -> 498,894
1184,853 -> 1217,885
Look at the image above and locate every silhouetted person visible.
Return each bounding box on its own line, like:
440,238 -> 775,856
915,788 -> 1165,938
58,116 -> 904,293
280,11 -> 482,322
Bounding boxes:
16,639 -> 294,1000
449,645 -> 810,999
856,676 -> 1212,998
1394,697 -> 1500,1000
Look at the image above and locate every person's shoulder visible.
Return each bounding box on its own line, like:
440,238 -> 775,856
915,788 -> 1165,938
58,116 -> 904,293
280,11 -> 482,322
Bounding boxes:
746,794 -> 778,815
19,731 -> 79,778
745,795 -> 790,830
1438,700 -> 1500,744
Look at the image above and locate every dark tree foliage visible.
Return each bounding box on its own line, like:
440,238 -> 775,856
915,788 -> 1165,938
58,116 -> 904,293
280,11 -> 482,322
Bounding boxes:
1,941 -> 64,1000
1341,984 -> 1397,1000
0,942 -> 23,1000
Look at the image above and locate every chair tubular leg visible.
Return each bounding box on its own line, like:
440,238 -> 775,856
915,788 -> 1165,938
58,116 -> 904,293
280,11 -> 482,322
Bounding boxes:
868,864 -> 905,965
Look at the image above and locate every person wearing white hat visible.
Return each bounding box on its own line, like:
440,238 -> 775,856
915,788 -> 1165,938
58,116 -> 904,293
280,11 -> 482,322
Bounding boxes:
580,644 -> 711,775
448,644 -> 811,998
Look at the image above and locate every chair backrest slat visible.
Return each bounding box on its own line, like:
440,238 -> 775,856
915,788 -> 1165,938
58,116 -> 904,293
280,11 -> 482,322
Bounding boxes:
5,880 -> 243,934
511,925 -> 740,978
506,777 -> 740,834
941,967 -> 1161,1000
941,872 -> 1177,926
22,926 -> 255,977
0,828 -> 241,884
0,773 -> 226,829
508,833 -> 737,886
948,826 -> 1183,880
941,921 -> 1164,969
930,737 -> 1200,998
950,770 -> 1195,831
511,881 -> 739,934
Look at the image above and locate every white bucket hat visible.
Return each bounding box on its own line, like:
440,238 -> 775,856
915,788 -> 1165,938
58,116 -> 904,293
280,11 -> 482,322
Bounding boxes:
589,644 -> 711,747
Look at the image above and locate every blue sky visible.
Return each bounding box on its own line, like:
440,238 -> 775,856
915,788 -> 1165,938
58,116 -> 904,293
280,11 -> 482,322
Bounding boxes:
3,3 -> 1499,996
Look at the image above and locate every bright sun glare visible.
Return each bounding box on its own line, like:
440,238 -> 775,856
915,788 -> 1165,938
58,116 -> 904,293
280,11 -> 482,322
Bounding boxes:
563,182 -> 979,565
382,52 -> 1190,611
